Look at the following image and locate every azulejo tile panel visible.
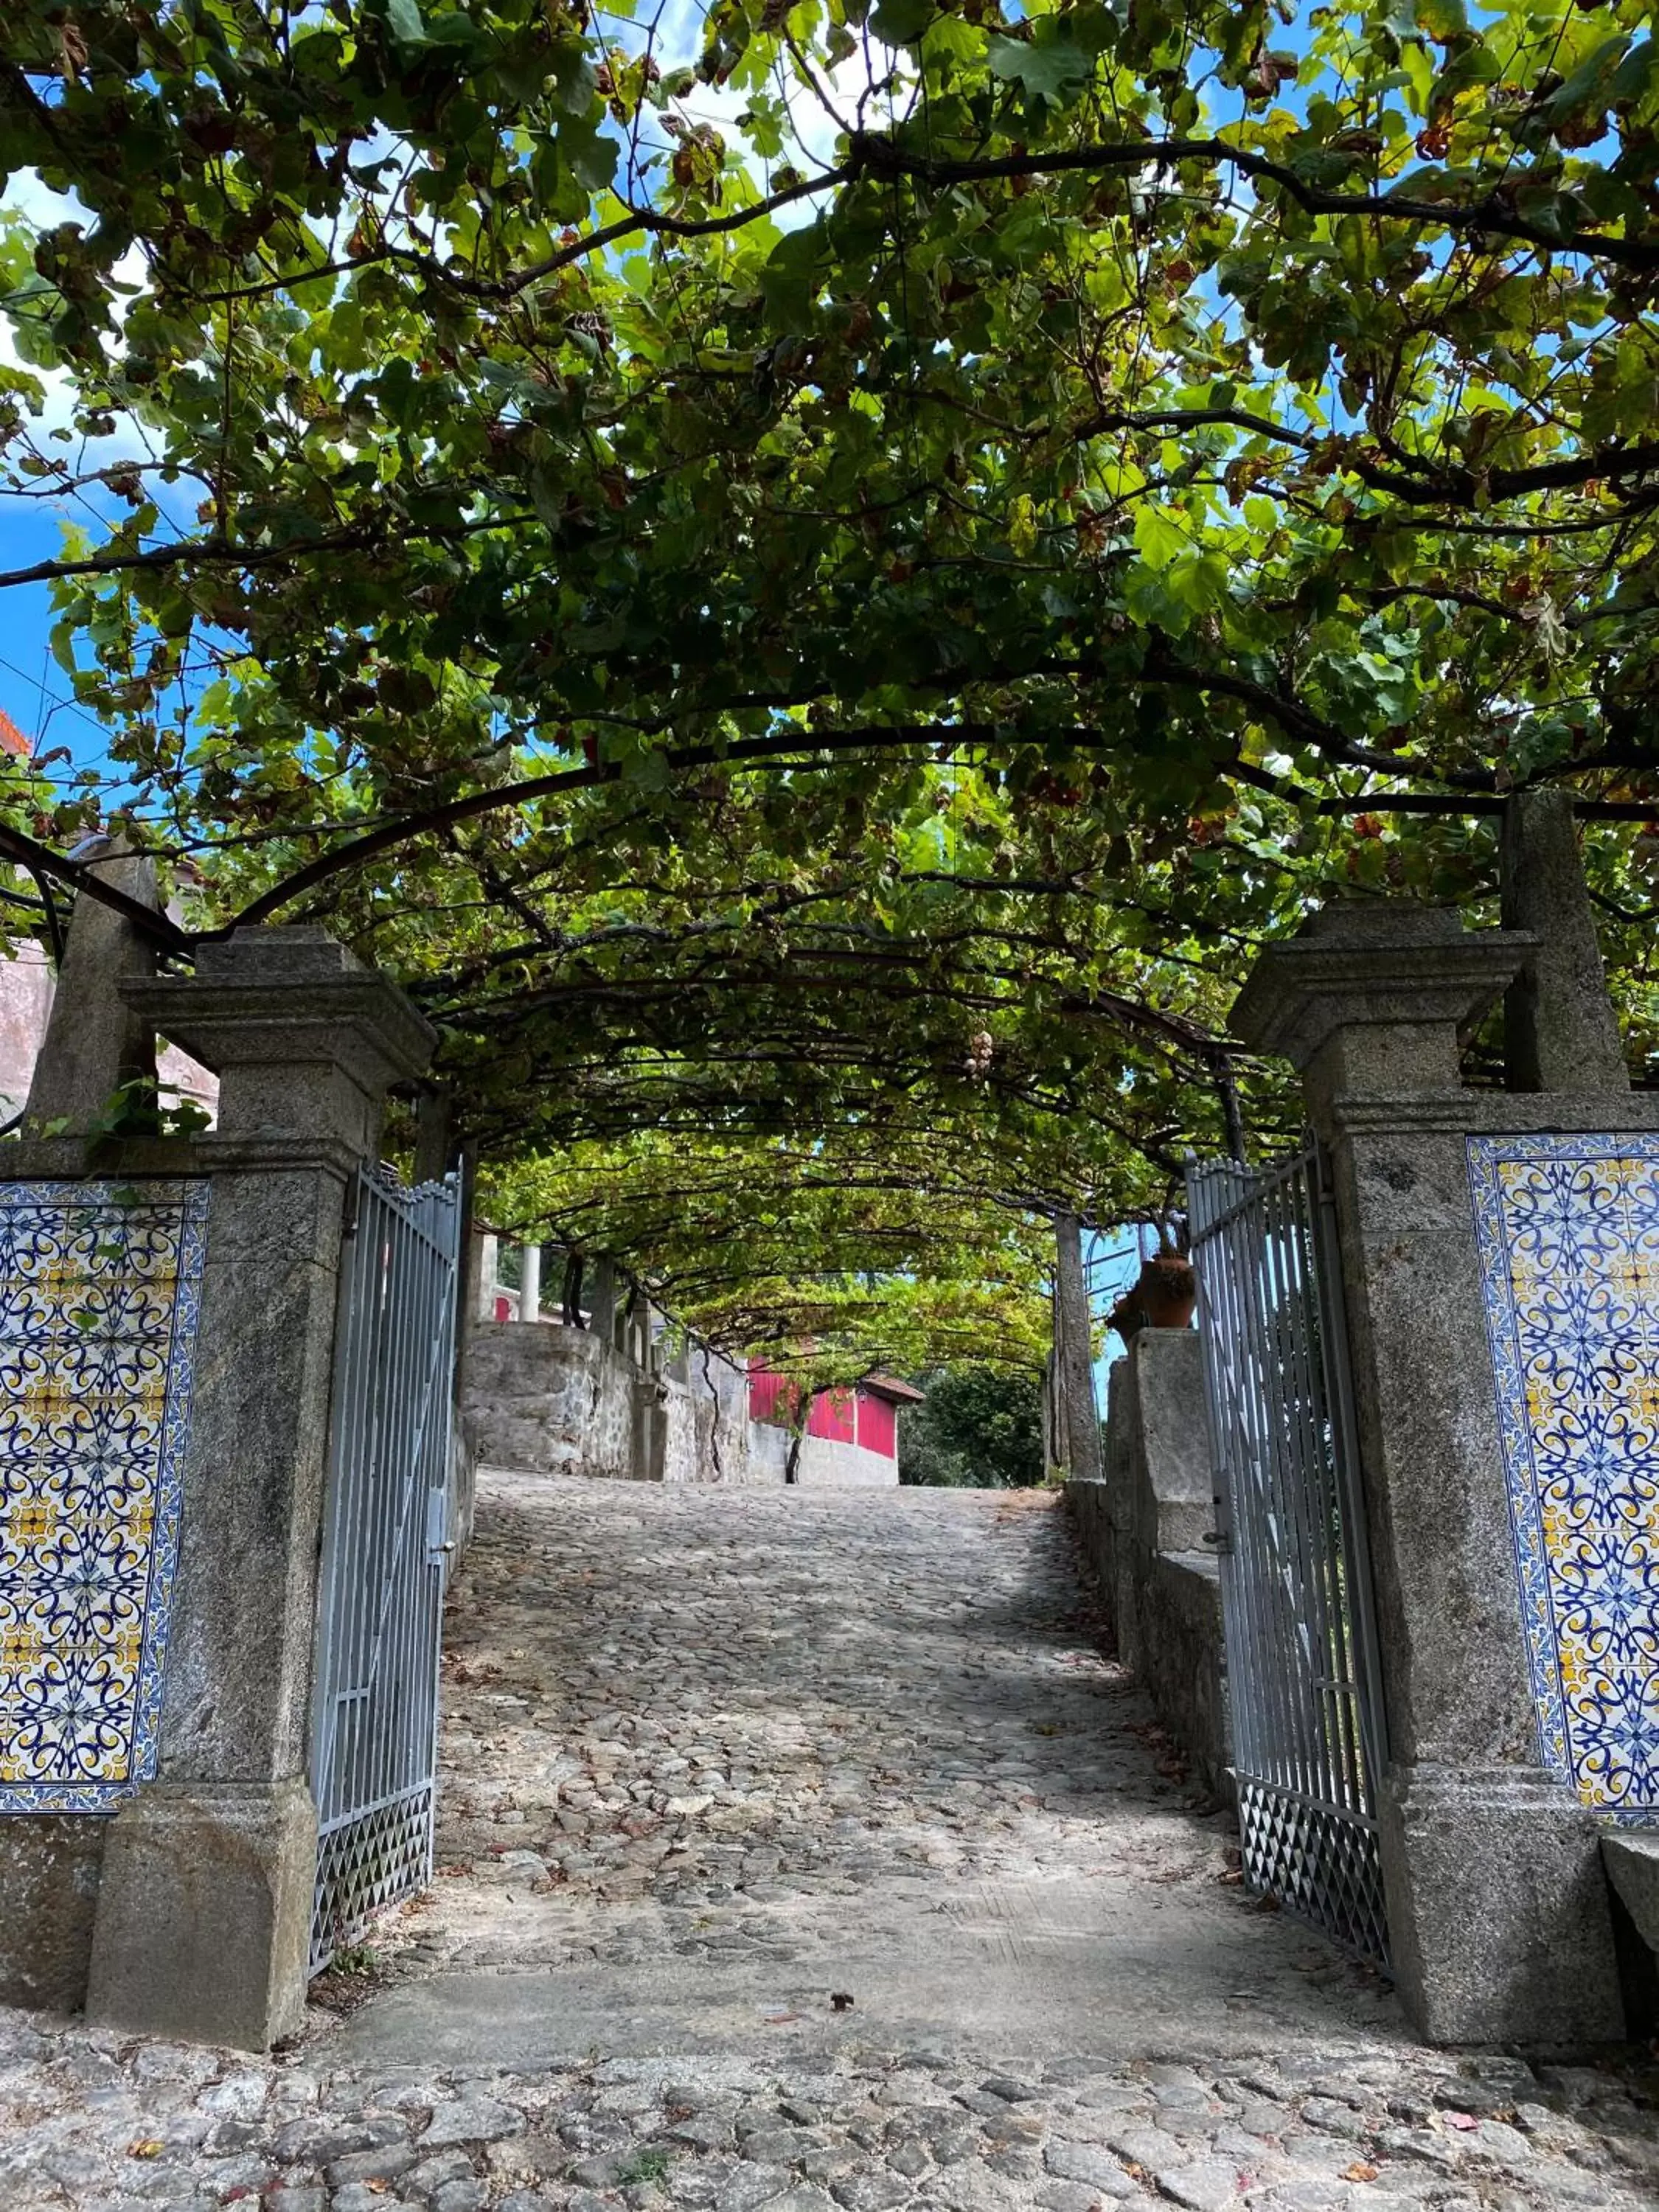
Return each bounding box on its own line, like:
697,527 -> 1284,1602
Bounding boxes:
0,1178 -> 208,1814
1469,1136 -> 1659,1822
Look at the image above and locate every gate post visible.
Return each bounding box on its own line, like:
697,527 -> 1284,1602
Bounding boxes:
1231,902 -> 1638,2045
1052,1212 -> 1105,1484
82,927 -> 435,2050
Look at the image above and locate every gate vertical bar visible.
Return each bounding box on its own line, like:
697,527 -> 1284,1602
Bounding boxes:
1309,1145 -> 1391,1811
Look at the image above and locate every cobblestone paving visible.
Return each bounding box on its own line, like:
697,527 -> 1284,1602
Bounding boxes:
3,1473 -> 1657,2212
402,1475 -> 1240,1978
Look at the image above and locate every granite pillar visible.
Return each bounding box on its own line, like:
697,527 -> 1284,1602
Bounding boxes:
24,835 -> 159,1132
1500,788 -> 1630,1096
476,1231 -> 500,1321
1053,1213 -> 1104,1484
413,1087 -> 453,1185
589,1256 -> 617,1344
1231,902 -> 1635,2045
80,927 -> 435,2050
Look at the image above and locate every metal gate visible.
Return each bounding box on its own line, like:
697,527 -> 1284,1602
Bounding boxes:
1187,1142 -> 1391,1967
308,1164 -> 462,1975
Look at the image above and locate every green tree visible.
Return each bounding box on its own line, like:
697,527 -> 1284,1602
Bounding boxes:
900,1365 -> 1045,1489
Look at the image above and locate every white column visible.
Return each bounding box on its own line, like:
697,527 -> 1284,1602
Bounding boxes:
520,1242 -> 541,1323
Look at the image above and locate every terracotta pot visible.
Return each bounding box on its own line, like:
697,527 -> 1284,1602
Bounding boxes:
1108,1253 -> 1197,1343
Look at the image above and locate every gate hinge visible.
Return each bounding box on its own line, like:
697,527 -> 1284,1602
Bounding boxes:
1202,1529 -> 1232,1554
341,1172 -> 361,1239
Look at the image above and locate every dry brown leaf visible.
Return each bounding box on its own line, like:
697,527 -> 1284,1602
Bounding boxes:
126,2139 -> 163,2160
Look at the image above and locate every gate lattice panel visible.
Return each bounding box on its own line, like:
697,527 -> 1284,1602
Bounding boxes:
309,1166 -> 461,1976
1187,1144 -> 1391,1968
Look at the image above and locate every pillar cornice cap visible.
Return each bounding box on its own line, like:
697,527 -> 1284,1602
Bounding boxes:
120,925 -> 436,1089
1230,902 -> 1537,1071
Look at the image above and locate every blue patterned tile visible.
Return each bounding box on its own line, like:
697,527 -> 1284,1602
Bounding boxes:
1470,1137 -> 1659,1821
0,1180 -> 207,1813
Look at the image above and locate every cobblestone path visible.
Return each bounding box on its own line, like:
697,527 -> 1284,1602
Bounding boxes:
4,1472 -> 1657,2212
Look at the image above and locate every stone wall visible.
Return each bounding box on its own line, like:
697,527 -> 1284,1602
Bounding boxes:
743,1422 -> 900,1486
0,1816 -> 105,2011
652,1374 -> 701,1486
1065,1329 -> 1231,1801
463,1322 -> 639,1478
465,1321 -> 786,1486
796,1432 -> 901,1486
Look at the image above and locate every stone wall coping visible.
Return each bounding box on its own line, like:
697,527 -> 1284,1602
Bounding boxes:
1230,905 -> 1537,1069
1161,1549 -> 1222,1585
0,1132 -> 366,1182
1326,1092 -> 1659,1137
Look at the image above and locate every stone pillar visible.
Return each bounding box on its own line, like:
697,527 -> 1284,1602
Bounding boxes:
520,1242 -> 541,1324
24,835 -> 160,1130
82,927 -> 436,2050
1053,1213 -> 1103,1484
476,1231 -> 500,1321
414,1087 -> 453,1183
1500,787 -> 1630,1095
589,1255 -> 616,1342
1230,902 -> 1626,2043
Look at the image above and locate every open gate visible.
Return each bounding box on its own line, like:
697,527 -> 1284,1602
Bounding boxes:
308,1164 -> 462,1976
1187,1143 -> 1391,1968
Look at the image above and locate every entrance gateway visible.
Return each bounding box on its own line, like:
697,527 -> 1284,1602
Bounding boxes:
309,1164 -> 464,1976
308,1144 -> 1392,1980
1187,1142 -> 1391,1969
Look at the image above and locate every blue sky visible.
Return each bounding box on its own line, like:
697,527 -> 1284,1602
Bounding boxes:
0,510 -> 83,750
0,161 -> 137,776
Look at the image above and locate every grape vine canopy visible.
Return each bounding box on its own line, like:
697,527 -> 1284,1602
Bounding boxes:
1,0 -> 1657,1374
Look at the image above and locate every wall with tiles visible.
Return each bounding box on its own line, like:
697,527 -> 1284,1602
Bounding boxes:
1470,1134 -> 1659,1823
0,1177 -> 209,2003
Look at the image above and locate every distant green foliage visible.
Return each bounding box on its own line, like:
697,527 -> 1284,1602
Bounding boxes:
900,1366 -> 1045,1490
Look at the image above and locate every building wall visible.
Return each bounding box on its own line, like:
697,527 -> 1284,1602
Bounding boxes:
0,943 -> 54,1118
0,939 -> 219,1121
856,1392 -> 897,1457
745,1367 -> 906,1473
